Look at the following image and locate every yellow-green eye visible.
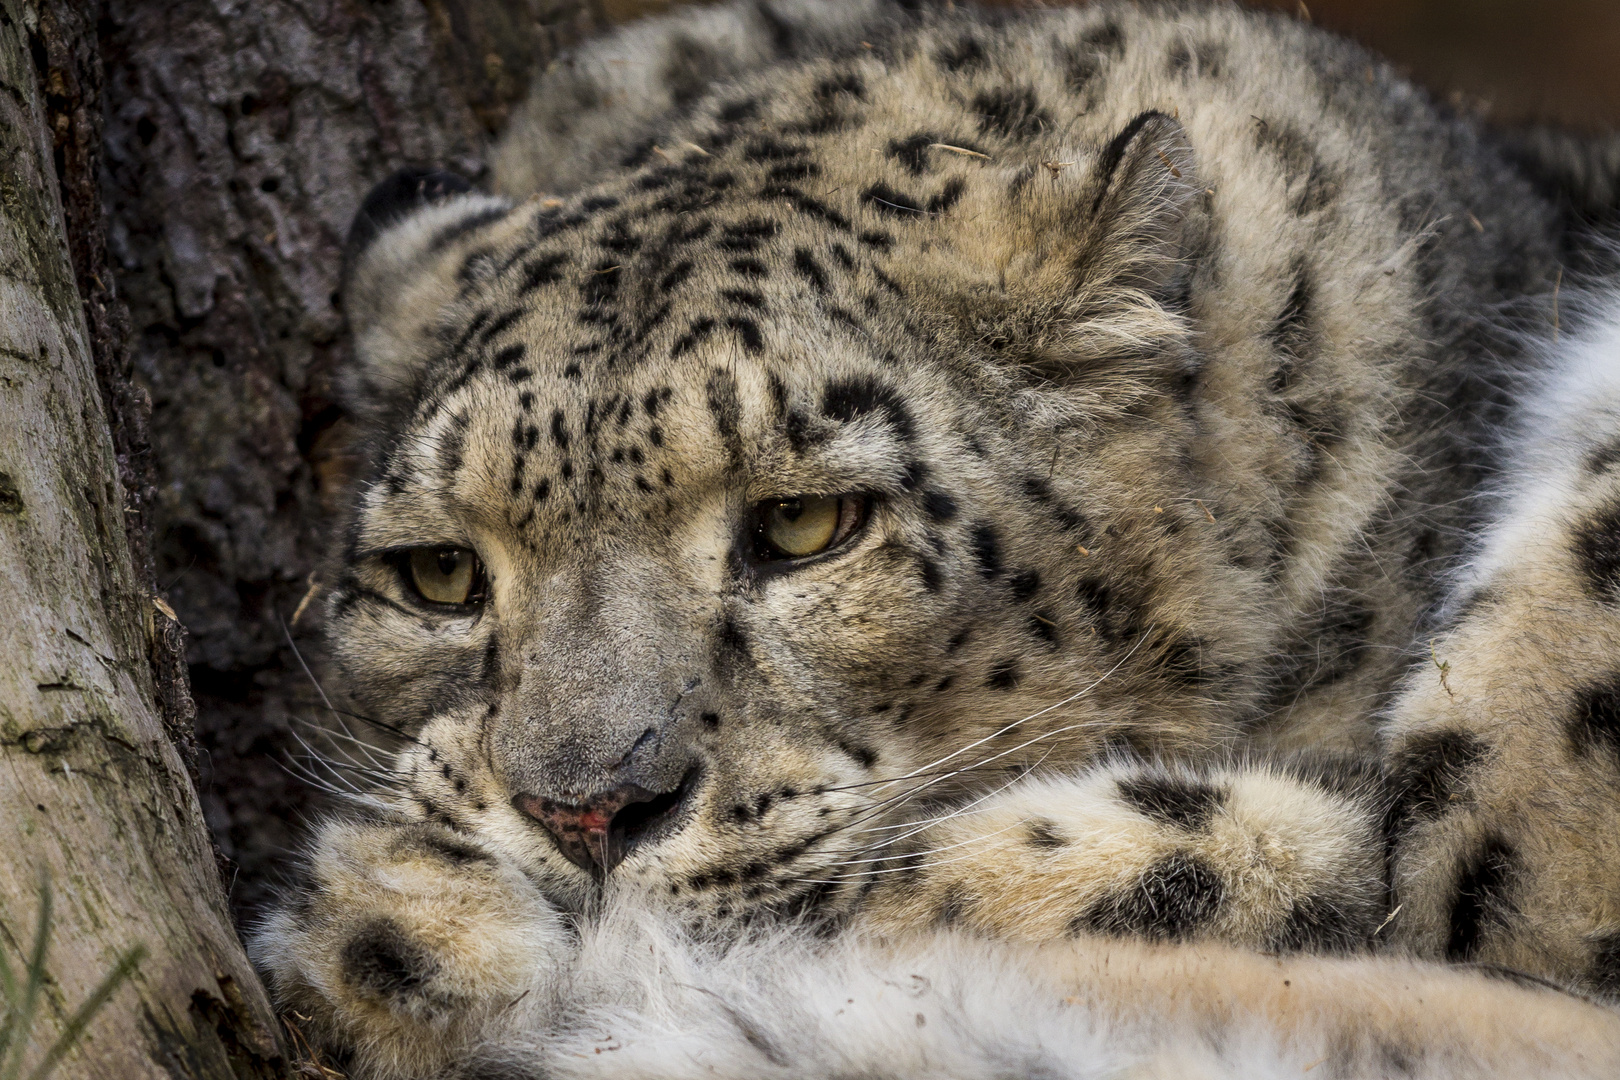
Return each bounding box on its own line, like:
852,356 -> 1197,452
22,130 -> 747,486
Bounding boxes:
407,547 -> 484,605
755,495 -> 867,561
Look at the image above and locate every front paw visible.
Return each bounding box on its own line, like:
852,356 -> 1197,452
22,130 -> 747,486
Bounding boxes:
251,820 -> 573,1079
857,759 -> 1387,952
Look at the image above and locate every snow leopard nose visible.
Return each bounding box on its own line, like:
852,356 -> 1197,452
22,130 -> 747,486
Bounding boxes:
513,774 -> 694,876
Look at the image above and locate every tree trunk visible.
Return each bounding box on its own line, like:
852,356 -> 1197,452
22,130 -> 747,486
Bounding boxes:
0,1 -> 282,1075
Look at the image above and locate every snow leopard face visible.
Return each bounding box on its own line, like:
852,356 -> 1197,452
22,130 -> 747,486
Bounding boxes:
321,3 -> 1553,923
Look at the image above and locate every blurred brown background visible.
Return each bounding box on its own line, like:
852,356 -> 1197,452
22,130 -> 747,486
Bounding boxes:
1248,0 -> 1620,130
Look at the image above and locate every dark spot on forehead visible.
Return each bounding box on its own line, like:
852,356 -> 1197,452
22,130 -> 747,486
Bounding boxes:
718,218 -> 780,251
660,260 -> 695,293
918,555 -> 943,593
1083,20 -> 1125,54
815,72 -> 865,99
745,136 -> 809,163
722,288 -> 765,309
706,368 -> 745,462
793,248 -> 829,293
937,34 -> 987,72
1028,611 -> 1060,648
923,489 -> 957,523
520,253 -> 570,293
728,317 -> 765,353
671,317 -> 718,358
973,86 -> 1051,139
821,376 -> 914,441
1020,475 -> 1091,535
887,132 -> 939,176
864,182 -> 925,217
602,221 -> 638,254
1008,569 -> 1040,601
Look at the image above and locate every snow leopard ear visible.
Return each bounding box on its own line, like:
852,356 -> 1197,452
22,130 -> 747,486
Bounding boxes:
1071,110 -> 1203,304
340,168 -> 513,425
921,109 -> 1205,392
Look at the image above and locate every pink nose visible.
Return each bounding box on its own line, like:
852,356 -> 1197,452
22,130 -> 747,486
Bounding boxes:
514,784 -> 665,875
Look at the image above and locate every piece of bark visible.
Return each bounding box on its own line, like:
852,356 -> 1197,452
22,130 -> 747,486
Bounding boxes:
0,0 -> 283,1074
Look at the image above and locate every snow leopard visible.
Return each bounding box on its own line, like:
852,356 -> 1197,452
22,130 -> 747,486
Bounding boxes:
251,1 -> 1620,1075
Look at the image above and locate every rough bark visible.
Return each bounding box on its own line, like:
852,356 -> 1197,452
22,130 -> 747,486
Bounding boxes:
0,0 -> 281,1075
34,0 -> 200,776
98,0 -> 610,919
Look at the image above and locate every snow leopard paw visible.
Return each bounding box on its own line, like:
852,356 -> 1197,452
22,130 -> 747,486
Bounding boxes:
857,757 -> 1389,952
251,818 -> 573,1079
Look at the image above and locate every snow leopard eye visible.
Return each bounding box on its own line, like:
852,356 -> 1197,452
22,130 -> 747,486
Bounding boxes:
404,547 -> 487,606
753,495 -> 869,561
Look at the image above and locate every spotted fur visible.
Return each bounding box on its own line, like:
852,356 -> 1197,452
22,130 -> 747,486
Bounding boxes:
1383,296 -> 1620,989
250,1 -> 1620,1075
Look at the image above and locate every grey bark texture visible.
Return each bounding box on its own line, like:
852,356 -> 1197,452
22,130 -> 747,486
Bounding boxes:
99,0 -> 617,919
1,0 -> 281,1076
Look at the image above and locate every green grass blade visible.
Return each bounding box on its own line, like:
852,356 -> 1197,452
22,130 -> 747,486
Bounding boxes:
0,940 -> 19,1006
0,939 -> 20,1062
0,880 -> 52,1080
23,944 -> 145,1080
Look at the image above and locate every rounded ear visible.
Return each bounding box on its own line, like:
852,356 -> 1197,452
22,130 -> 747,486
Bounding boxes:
900,110 -> 1204,398
1076,110 -> 1203,302
345,167 -> 474,266
340,168 -> 512,425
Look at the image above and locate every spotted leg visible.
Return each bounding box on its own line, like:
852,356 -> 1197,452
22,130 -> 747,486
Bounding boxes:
855,755 -> 1389,952
250,819 -> 575,1079
1383,309 -> 1620,993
